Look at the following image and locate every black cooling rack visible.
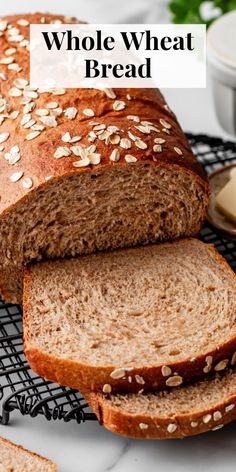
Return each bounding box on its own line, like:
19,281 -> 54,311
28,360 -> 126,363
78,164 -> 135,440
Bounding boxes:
0,301 -> 97,425
1,133 -> 236,426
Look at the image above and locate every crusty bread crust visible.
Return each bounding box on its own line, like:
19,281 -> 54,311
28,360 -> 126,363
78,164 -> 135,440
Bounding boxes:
0,10 -> 208,217
23,239 -> 236,394
0,13 -> 210,304
0,436 -> 57,470
86,385 -> 236,439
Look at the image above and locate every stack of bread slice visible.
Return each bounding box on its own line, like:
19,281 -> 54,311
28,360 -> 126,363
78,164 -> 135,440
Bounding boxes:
0,13 -> 236,440
23,239 -> 236,438
88,370 -> 236,438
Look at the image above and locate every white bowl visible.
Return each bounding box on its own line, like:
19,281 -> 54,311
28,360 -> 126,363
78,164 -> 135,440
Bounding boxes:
208,11 -> 236,136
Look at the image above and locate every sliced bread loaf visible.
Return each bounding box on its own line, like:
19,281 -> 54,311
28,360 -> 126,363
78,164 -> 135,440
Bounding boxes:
87,369 -> 236,439
0,13 -> 209,304
0,437 -> 56,471
24,239 -> 236,394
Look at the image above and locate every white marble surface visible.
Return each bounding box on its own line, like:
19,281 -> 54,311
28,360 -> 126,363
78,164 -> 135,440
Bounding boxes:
1,1 -> 236,471
1,409 -> 236,472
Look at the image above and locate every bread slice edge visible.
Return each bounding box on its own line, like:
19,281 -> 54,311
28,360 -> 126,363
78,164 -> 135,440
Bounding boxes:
84,372 -> 236,439
0,436 -> 57,470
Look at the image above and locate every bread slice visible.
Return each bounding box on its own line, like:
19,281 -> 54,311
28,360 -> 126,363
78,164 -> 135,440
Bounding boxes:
87,369 -> 236,439
24,239 -> 236,394
0,436 -> 56,471
0,13 -> 210,304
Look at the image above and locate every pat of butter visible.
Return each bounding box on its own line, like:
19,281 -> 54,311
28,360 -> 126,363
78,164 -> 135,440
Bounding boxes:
216,177 -> 236,223
230,167 -> 236,180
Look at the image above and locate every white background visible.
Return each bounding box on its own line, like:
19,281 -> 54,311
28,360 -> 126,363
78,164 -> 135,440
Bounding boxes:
0,1 -> 235,472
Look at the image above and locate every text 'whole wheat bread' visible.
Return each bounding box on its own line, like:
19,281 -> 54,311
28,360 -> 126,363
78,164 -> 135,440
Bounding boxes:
87,369 -> 236,439
0,13 -> 209,304
24,239 -> 236,394
0,436 -> 56,471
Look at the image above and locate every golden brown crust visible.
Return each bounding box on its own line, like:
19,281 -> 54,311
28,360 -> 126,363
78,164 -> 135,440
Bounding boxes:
0,13 -> 209,215
0,436 -> 57,470
86,389 -> 236,439
23,239 -> 236,394
0,13 -> 210,303
23,337 -> 236,394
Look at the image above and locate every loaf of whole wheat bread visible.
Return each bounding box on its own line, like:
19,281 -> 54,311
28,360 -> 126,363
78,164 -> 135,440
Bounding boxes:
23,239 -> 236,394
0,13 -> 210,304
87,368 -> 236,439
0,436 -> 56,471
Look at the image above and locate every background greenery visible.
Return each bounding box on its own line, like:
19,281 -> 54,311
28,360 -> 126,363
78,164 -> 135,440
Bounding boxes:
169,0 -> 236,26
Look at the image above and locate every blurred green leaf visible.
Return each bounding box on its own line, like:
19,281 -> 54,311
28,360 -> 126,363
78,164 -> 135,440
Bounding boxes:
214,0 -> 236,12
168,0 -> 236,26
226,0 -> 236,10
